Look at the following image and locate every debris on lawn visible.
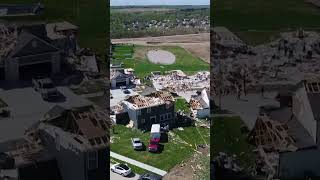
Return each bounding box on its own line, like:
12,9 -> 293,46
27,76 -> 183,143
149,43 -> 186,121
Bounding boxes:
126,120 -> 134,128
178,127 -> 184,131
215,152 -> 244,173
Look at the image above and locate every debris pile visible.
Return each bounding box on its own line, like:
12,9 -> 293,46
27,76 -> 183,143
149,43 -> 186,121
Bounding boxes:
215,152 -> 244,173
152,71 -> 209,92
213,28 -> 320,94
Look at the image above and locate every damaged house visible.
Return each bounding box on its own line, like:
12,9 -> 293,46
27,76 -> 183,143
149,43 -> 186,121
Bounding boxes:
189,88 -> 210,118
110,68 -> 134,89
249,78 -> 320,179
0,21 -> 78,81
120,91 -> 175,130
2,105 -> 110,180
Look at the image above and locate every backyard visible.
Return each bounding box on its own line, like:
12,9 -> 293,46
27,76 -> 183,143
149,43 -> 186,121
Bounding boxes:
111,125 -> 210,171
213,0 -> 320,45
175,98 -> 191,113
111,45 -> 209,79
211,116 -> 256,171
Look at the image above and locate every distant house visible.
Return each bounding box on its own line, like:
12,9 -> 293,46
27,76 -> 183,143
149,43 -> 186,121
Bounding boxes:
121,91 -> 175,130
0,21 -> 78,81
189,89 -> 210,118
110,69 -> 133,89
0,3 -> 44,17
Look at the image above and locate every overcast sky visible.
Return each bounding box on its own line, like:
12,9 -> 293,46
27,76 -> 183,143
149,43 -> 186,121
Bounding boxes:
111,0 -> 210,6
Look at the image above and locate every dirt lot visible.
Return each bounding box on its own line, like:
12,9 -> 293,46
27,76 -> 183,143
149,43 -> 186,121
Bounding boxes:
163,146 -> 210,180
112,33 -> 210,63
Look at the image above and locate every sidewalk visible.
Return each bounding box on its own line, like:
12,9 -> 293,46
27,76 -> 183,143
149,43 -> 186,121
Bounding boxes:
110,151 -> 167,176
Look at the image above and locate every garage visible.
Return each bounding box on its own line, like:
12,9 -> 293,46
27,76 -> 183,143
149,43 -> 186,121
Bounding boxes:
19,62 -> 52,80
116,81 -> 127,87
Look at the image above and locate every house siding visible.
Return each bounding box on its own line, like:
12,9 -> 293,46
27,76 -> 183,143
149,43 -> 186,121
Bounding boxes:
292,86 -> 317,142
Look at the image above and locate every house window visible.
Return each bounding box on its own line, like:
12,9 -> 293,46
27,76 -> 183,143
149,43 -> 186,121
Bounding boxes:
141,119 -> 145,124
87,151 -> 98,170
147,108 -> 151,113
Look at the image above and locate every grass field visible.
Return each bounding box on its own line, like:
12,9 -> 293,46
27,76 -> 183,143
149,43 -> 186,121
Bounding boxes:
211,117 -> 256,171
213,0 -> 320,44
0,0 -> 107,55
112,45 -> 209,78
111,125 -> 210,171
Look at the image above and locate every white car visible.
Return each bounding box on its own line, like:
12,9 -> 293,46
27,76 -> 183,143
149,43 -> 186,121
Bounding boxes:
111,163 -> 132,177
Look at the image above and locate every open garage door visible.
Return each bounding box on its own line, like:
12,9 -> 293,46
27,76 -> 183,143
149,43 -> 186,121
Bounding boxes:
116,81 -> 127,87
19,62 -> 52,80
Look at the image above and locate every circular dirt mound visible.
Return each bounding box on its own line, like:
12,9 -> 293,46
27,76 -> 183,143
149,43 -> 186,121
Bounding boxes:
147,50 -> 176,65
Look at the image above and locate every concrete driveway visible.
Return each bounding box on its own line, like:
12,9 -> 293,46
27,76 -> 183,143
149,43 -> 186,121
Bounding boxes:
110,89 -> 138,107
0,86 -> 92,147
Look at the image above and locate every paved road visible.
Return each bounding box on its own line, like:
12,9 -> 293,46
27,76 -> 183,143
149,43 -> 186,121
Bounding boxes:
110,164 -> 140,180
110,152 -> 167,176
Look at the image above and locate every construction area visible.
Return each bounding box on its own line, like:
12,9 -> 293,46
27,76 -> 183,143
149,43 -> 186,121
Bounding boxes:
212,26 -> 320,180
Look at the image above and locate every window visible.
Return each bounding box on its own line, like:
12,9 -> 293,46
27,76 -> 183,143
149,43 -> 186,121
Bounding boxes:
147,108 -> 151,113
87,151 -> 98,170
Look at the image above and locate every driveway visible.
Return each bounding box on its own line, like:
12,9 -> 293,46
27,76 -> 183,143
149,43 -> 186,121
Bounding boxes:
214,92 -> 279,130
110,164 -> 140,180
0,86 -> 92,148
110,89 -> 138,107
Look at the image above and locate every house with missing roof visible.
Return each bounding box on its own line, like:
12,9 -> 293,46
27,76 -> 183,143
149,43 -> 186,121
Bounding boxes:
189,88 -> 210,118
1,105 -> 110,180
121,91 -> 175,130
250,78 -> 320,179
0,21 -> 78,81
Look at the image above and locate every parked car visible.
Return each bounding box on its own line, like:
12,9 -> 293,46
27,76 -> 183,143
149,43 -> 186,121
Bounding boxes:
123,89 -> 131,94
131,138 -> 143,150
32,77 -> 59,100
138,172 -> 162,180
148,138 -> 160,152
110,163 -> 132,177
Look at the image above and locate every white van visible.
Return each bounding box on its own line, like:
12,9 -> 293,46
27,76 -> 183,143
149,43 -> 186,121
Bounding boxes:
150,124 -> 161,139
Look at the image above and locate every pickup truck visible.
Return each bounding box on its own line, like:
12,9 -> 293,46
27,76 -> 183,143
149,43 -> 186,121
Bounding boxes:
131,138 -> 143,150
148,138 -> 160,152
32,77 -> 59,100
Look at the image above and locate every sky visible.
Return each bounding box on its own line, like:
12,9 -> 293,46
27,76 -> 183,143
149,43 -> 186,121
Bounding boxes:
110,0 -> 210,6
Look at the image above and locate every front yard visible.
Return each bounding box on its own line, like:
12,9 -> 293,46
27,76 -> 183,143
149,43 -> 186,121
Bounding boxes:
111,125 -> 210,171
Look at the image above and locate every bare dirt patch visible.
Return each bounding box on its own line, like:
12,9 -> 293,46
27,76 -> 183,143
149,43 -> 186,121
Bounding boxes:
163,146 -> 210,180
147,50 -> 176,65
112,33 -> 210,63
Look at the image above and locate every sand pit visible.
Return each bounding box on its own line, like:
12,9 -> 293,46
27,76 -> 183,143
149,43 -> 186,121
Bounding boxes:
147,50 -> 176,65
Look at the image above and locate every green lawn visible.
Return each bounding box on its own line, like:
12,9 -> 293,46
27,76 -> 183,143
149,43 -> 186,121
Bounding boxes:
111,125 -> 210,171
211,117 -> 255,171
0,0 -> 107,55
112,45 -> 209,79
213,0 -> 320,45
175,98 -> 191,113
